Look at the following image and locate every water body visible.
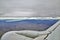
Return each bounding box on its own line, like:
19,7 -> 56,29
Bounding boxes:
0,19 -> 58,31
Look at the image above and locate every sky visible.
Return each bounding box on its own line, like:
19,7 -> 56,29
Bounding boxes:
0,0 -> 60,17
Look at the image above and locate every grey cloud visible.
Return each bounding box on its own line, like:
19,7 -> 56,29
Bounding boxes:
0,0 -> 60,17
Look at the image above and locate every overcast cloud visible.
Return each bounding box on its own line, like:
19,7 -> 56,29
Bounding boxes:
0,0 -> 60,17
